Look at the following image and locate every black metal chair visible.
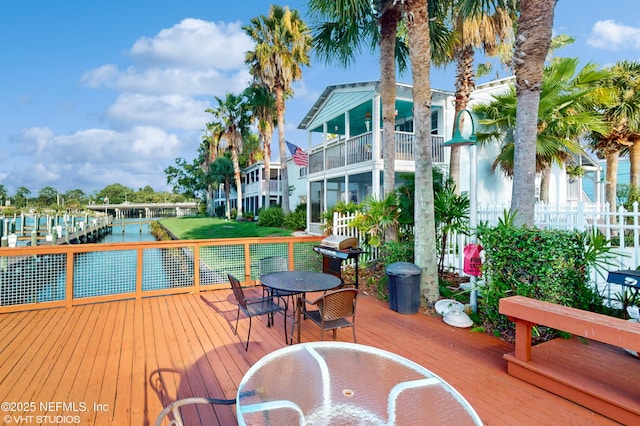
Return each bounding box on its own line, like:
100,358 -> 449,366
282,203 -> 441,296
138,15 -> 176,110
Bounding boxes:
304,288 -> 358,342
228,273 -> 288,350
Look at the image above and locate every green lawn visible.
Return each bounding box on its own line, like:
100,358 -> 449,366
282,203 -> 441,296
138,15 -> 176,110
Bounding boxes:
159,216 -> 293,239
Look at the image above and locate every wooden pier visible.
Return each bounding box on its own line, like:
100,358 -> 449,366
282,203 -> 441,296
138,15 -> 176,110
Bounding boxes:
1,214 -> 112,247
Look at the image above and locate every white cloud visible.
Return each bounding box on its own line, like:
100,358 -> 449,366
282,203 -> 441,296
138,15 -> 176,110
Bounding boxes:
13,126 -> 186,191
106,93 -> 212,130
82,65 -> 251,96
588,20 -> 640,50
130,19 -> 253,70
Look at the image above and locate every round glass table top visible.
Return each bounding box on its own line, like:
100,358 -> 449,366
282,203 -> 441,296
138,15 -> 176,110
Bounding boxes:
236,342 -> 482,425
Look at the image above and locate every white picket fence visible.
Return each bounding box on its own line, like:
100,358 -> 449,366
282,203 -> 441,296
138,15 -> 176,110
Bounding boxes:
332,202 -> 640,302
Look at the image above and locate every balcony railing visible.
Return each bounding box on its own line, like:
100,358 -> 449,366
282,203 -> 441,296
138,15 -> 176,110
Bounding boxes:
0,236 -> 323,313
309,132 -> 446,175
243,180 -> 282,196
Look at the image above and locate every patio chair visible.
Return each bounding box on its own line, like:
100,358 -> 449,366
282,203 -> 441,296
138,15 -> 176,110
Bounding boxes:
228,273 -> 288,350
304,288 -> 358,342
154,397 -> 235,426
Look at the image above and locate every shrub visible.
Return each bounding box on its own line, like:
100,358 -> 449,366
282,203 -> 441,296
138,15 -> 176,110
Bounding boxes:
379,240 -> 414,264
478,223 -> 604,337
258,206 -> 284,228
283,206 -> 306,231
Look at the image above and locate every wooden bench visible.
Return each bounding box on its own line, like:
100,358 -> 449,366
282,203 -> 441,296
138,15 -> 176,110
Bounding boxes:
499,296 -> 640,425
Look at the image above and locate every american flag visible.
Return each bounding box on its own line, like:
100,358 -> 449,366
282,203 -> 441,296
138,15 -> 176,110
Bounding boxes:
286,141 -> 309,167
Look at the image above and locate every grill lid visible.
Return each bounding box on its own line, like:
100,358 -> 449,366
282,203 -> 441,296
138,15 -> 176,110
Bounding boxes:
320,235 -> 359,250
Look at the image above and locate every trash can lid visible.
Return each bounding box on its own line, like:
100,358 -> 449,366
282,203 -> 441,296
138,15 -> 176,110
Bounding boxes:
386,262 -> 422,276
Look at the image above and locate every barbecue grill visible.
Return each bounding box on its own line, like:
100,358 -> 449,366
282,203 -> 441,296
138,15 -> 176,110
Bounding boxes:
313,235 -> 363,288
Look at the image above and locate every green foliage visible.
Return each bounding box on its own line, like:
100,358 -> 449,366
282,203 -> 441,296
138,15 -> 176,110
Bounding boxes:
479,224 -> 605,334
396,174 -> 415,226
350,193 -> 400,248
581,227 -> 625,282
258,206 -> 285,227
283,203 -> 307,231
165,157 -> 207,202
618,184 -> 640,210
214,205 -> 226,218
434,180 -> 469,273
380,240 -> 414,264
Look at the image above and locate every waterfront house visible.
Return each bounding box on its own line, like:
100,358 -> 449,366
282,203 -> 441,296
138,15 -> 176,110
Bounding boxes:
211,78 -> 601,232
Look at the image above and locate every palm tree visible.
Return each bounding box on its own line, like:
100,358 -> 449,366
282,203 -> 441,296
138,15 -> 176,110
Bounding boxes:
244,5 -> 312,214
206,93 -> 249,218
510,0 -> 558,226
203,121 -> 223,165
474,57 -> 610,202
309,0 -> 402,242
590,60 -> 640,210
404,0 -> 440,304
441,0 -> 516,193
309,0 -> 451,243
243,83 -> 277,208
207,155 -> 235,220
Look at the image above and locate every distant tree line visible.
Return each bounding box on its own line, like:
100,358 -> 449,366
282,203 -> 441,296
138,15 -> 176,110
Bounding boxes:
0,183 -> 188,212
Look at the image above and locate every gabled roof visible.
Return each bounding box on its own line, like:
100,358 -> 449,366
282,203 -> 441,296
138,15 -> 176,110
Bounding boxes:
297,80 -> 453,132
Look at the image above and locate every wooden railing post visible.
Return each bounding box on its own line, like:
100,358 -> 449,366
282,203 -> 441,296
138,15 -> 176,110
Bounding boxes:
136,248 -> 143,300
244,242 -> 252,284
65,252 -> 74,308
193,243 -> 201,294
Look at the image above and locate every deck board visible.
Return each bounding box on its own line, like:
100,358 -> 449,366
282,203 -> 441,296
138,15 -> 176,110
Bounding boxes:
0,290 -> 623,426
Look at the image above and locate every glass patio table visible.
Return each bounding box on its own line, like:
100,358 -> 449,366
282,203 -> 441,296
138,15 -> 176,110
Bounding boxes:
260,271 -> 341,344
236,342 -> 483,426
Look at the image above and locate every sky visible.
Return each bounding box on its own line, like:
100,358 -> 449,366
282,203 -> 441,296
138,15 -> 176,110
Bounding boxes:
1,0 -> 640,197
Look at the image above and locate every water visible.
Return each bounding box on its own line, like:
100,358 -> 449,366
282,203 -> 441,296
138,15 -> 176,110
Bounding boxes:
1,218 -> 167,305
104,219 -> 157,243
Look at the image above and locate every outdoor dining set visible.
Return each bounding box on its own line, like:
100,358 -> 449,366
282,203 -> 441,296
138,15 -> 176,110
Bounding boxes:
154,251 -> 484,425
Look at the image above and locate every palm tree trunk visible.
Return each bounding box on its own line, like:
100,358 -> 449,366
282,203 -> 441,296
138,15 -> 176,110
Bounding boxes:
449,30 -> 476,194
405,0 -> 439,305
381,7 -> 400,243
231,141 -> 243,218
539,167 -> 551,203
224,182 -> 231,220
630,142 -> 640,190
605,150 -> 619,212
262,125 -> 272,209
511,0 -> 557,227
276,85 -> 290,214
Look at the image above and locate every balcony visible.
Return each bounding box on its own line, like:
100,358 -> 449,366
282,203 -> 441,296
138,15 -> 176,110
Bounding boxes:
308,131 -> 446,175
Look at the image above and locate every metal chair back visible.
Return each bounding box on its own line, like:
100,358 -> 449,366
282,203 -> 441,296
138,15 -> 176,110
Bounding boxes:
306,288 -> 358,342
259,255 -> 289,275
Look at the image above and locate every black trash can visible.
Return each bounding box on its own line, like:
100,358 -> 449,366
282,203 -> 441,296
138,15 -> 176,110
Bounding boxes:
386,262 -> 422,314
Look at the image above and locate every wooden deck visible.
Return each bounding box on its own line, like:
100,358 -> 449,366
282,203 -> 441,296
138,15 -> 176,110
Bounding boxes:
0,289 -> 621,425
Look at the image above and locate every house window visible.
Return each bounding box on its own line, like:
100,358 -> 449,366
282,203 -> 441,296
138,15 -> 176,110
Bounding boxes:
431,109 -> 438,135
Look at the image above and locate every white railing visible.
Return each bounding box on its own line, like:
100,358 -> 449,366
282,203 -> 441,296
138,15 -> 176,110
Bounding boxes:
346,133 -> 373,165
332,202 -> 640,301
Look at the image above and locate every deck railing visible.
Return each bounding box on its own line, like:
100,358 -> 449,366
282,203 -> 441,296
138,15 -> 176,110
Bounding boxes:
0,236 -> 324,313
